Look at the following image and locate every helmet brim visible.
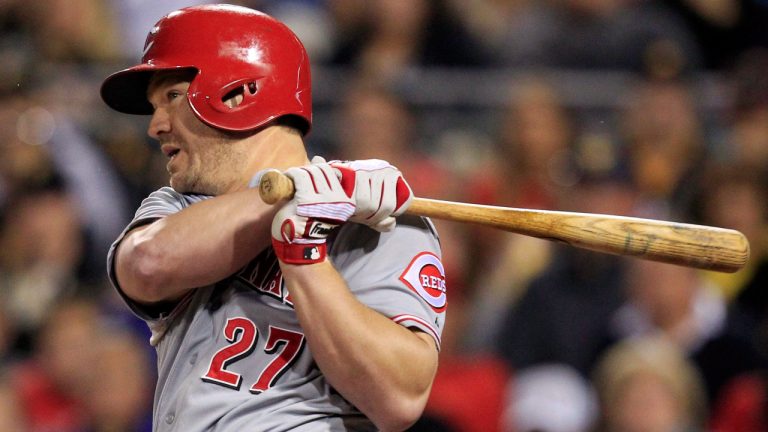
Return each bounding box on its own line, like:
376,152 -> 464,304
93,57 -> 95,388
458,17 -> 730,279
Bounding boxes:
101,64 -> 199,115
100,64 -> 157,115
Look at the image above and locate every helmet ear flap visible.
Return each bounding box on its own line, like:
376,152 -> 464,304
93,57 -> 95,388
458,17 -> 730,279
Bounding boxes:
222,88 -> 245,109
189,76 -> 269,129
204,77 -> 265,113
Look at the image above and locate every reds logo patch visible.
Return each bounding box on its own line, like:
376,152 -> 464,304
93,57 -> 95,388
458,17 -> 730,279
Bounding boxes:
399,252 -> 447,312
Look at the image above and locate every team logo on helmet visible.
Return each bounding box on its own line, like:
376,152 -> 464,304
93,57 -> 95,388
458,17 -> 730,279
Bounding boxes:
399,252 -> 447,312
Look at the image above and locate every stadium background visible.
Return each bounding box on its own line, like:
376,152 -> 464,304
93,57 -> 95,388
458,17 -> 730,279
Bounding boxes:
0,0 -> 767,431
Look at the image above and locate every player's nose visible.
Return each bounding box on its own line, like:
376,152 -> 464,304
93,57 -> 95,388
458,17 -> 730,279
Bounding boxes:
148,108 -> 171,139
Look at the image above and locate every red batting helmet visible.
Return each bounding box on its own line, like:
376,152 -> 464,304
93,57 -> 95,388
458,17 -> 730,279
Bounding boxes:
100,4 -> 312,134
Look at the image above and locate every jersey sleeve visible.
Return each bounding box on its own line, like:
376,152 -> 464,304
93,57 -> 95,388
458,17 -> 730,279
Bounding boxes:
106,187 -> 211,321
329,215 -> 447,349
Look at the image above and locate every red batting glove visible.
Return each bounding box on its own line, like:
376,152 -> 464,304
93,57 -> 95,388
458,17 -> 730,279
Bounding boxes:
271,163 -> 355,265
329,159 -> 413,232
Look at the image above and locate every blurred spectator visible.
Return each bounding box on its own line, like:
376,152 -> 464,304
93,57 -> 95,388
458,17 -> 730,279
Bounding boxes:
83,328 -> 153,432
468,0 -> 701,74
0,187 -> 85,336
0,97 -> 58,205
664,0 -> 768,70
484,77 -> 578,209
324,0 -> 369,62
0,2 -> 38,100
699,54 -> 768,362
488,245 -> 627,376
447,0 -> 534,56
422,355 -> 511,432
688,164 -> 768,427
709,371 -> 768,432
42,112 -> 132,280
9,297 -> 102,432
503,363 -> 598,432
466,81 -> 635,363
691,166 -> 768,371
475,176 -> 632,375
619,78 -> 707,219
328,0 -> 492,82
4,294 -> 154,432
461,78 -> 578,346
690,165 -> 767,302
21,0 -> 120,63
722,48 -> 768,172
0,375 -> 28,432
0,88 -> 133,278
0,304 -> 18,365
0,85 -> 134,284
592,336 -> 708,432
605,259 -> 764,405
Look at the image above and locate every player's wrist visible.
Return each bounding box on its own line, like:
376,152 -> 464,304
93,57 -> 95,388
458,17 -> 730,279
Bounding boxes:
272,237 -> 327,265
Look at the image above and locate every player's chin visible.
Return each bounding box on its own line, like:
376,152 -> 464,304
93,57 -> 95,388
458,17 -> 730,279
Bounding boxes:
172,176 -> 219,196
169,175 -> 191,193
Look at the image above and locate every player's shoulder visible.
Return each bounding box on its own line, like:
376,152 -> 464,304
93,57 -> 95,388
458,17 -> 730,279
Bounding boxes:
391,214 -> 439,240
331,216 -> 440,257
154,186 -> 211,203
341,214 -> 437,238
132,187 -> 214,222
142,187 -> 212,208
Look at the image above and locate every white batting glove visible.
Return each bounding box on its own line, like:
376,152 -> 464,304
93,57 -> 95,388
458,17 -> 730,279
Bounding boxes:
271,163 -> 355,265
326,158 -> 413,232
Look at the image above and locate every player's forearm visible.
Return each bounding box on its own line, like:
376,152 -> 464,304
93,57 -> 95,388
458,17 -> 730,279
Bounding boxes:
116,189 -> 276,302
281,260 -> 438,432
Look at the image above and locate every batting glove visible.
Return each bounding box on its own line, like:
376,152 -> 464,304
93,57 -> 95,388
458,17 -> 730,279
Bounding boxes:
271,163 -> 355,265
327,158 -> 413,232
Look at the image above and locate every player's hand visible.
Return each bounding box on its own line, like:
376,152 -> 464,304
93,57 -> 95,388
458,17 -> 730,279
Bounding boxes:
319,157 -> 413,232
271,163 -> 355,265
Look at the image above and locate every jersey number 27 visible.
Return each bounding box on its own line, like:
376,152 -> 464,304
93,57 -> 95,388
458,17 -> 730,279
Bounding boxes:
202,317 -> 305,393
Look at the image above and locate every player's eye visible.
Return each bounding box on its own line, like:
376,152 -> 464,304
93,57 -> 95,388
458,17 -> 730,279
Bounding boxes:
167,90 -> 183,101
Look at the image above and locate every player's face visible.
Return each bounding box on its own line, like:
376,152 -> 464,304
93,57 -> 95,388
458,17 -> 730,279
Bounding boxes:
146,71 -> 246,195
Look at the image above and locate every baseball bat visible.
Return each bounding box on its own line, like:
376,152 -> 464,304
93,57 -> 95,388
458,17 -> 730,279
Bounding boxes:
258,170 -> 750,273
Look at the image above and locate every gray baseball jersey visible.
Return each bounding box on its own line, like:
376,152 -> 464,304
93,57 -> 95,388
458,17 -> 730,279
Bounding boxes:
107,187 -> 446,431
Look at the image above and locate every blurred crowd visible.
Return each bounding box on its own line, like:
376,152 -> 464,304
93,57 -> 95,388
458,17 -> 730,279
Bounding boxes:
1,0 -> 767,431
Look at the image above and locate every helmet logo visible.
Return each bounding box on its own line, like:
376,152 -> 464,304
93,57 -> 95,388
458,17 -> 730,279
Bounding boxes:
142,40 -> 155,59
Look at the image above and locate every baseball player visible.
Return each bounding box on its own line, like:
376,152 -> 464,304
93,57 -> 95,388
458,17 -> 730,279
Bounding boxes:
101,5 -> 446,432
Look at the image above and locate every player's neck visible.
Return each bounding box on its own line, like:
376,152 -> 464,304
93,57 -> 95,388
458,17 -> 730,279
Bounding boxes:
230,125 -> 309,193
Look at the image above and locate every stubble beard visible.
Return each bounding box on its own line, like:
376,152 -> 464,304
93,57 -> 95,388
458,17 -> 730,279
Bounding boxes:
173,137 -> 247,196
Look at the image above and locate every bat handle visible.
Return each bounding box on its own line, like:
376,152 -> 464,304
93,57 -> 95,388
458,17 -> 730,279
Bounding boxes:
259,170 -> 295,204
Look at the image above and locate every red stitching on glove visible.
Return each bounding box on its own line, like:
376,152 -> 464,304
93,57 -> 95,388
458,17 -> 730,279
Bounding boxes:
395,177 -> 411,213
